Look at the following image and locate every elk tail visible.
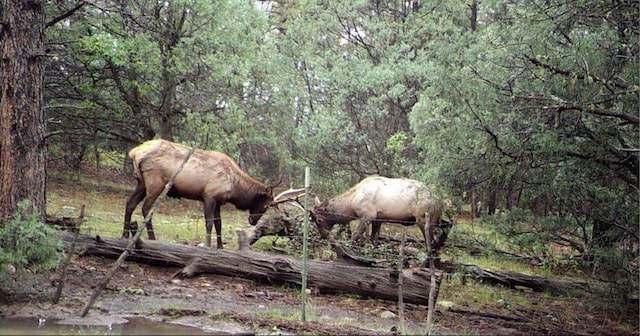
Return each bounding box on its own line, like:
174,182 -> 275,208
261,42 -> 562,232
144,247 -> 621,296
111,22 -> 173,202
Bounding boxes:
128,146 -> 143,180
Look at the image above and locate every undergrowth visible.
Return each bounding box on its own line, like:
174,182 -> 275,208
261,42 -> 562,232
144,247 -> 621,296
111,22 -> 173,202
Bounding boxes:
0,201 -> 62,289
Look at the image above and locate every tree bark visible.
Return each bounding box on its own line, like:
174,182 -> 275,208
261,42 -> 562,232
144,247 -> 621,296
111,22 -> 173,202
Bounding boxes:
469,0 -> 478,32
441,261 -> 590,295
61,231 -> 442,305
470,185 -> 478,220
0,0 -> 47,223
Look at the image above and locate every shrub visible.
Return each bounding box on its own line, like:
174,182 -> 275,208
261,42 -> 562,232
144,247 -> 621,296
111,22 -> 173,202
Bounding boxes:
0,201 -> 62,285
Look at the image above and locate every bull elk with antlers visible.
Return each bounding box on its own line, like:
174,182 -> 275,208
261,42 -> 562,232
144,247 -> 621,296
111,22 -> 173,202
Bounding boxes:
122,139 -> 280,248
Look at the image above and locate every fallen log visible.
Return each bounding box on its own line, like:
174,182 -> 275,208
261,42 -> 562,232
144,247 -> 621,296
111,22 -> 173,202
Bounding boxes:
441,261 -> 590,295
61,231 -> 441,305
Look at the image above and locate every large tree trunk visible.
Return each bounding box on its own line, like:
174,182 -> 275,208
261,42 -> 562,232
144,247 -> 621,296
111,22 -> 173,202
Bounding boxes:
61,231 -> 442,305
0,0 -> 47,223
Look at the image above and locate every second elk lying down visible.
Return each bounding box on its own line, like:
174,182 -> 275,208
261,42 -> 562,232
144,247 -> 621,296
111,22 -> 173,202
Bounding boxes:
311,175 -> 453,251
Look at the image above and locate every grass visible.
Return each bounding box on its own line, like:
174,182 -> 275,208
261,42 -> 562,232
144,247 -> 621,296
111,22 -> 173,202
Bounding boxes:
255,300 -> 389,334
438,275 -> 534,309
45,165 -> 639,335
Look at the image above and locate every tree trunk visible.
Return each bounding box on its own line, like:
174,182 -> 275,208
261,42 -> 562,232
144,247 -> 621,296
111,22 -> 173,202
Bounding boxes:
486,183 -> 498,215
469,185 -> 478,220
505,179 -> 522,211
470,0 -> 478,32
61,231 -> 442,305
0,0 -> 47,223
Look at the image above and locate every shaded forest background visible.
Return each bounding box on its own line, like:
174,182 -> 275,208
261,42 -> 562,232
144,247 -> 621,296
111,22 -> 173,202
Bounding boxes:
2,0 -> 638,301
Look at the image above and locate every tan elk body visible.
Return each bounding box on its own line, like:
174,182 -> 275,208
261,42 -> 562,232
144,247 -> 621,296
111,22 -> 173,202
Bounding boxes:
313,175 -> 447,246
122,139 -> 275,248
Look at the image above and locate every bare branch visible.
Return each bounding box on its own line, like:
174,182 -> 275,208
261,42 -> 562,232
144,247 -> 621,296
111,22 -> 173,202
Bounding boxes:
45,1 -> 87,29
553,104 -> 640,124
525,54 -> 629,90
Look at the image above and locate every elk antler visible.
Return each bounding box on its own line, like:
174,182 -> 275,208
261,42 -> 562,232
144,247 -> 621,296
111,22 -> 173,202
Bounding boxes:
274,187 -> 306,202
272,187 -> 306,212
267,175 -> 285,190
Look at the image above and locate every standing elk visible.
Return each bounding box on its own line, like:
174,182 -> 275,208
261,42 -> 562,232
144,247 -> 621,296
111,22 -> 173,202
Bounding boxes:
122,139 -> 278,249
311,175 -> 452,250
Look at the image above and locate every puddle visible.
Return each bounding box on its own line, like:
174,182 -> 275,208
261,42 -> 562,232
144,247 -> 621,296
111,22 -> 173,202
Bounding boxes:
0,317 -> 229,335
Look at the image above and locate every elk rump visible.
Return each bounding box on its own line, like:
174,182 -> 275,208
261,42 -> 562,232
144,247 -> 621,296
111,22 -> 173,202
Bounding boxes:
123,139 -> 275,248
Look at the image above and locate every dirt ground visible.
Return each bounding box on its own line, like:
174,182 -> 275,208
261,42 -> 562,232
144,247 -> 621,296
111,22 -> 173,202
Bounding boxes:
1,252 -> 637,335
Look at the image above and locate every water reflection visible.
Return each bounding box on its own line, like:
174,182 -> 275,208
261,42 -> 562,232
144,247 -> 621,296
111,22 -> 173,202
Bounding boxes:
0,317 -> 222,335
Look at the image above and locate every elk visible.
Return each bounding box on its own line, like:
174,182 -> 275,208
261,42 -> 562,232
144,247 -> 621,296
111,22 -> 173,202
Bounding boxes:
312,175 -> 452,249
122,139 -> 277,249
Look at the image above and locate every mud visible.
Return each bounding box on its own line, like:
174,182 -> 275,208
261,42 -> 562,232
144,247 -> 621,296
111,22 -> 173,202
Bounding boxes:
0,255 -> 423,335
1,254 -> 637,335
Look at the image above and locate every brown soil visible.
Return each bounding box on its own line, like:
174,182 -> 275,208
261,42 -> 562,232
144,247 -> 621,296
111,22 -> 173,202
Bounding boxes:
1,253 -> 637,335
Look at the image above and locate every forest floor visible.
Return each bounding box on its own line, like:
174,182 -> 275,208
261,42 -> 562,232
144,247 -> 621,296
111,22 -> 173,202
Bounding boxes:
1,250 -> 637,335
0,164 -> 638,335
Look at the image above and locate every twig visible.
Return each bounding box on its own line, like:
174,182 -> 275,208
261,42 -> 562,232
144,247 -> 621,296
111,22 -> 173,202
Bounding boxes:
424,214 -> 437,335
52,204 -> 85,304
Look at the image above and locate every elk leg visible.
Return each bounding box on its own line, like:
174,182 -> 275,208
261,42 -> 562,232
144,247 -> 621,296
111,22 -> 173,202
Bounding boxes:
214,205 -> 223,249
370,222 -> 382,244
417,222 -> 428,247
351,219 -> 369,244
315,221 -> 331,239
421,213 -> 442,268
204,198 -> 222,248
141,186 -> 163,241
140,201 -> 156,240
123,181 -> 146,239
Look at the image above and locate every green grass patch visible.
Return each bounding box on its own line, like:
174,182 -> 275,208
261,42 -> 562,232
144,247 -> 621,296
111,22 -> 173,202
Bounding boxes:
440,278 -> 532,307
448,253 -> 553,277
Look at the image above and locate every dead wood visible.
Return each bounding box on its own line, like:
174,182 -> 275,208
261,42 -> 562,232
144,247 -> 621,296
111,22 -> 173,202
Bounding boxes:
326,236 -> 388,267
60,231 -> 442,305
441,261 -> 590,295
53,204 -> 85,304
46,214 -> 82,233
448,307 -> 530,322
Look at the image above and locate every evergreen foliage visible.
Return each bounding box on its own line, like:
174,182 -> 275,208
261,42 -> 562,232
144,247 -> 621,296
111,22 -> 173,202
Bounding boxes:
0,201 -> 62,285
41,0 -> 638,297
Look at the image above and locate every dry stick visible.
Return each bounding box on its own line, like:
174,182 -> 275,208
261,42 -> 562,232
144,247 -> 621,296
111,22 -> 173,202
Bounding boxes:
424,213 -> 437,335
79,147 -> 196,317
397,230 -> 406,335
53,204 -> 85,304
